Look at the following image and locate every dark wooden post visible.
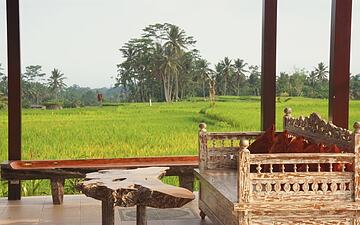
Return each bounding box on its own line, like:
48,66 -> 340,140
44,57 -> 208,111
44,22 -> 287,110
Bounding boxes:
7,0 -> 22,200
102,199 -> 114,225
136,205 -> 147,225
261,0 -> 277,131
50,178 -> 65,205
329,0 -> 352,129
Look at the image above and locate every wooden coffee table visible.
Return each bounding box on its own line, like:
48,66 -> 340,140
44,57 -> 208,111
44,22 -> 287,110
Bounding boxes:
77,167 -> 195,225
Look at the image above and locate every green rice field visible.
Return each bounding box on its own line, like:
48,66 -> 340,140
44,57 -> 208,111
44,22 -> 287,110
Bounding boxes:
0,96 -> 359,197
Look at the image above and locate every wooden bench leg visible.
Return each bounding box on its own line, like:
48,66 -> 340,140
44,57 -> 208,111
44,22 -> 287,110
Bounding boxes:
102,200 -> 114,225
136,205 -> 147,225
200,210 -> 206,220
179,174 -> 194,192
50,178 -> 65,205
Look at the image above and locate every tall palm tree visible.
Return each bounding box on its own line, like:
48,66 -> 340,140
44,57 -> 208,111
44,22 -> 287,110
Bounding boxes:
164,25 -> 188,101
0,63 -> 7,95
233,59 -> 248,96
47,69 -> 67,100
191,58 -> 211,99
0,63 -> 4,78
220,57 -> 233,95
161,50 -> 181,102
314,62 -> 328,82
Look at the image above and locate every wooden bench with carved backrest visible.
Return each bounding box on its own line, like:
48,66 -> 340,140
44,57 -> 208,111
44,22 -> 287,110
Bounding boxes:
194,108 -> 360,225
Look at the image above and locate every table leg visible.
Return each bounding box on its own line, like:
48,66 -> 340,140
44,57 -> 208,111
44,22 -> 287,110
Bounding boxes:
136,205 -> 147,225
179,174 -> 195,192
102,200 -> 114,225
50,177 -> 65,205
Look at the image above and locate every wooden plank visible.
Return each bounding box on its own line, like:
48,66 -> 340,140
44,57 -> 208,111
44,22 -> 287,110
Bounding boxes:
6,0 -> 21,201
250,153 -> 354,164
261,0 -> 277,131
251,210 -> 356,224
250,171 -> 353,180
329,0 -> 352,129
5,156 -> 198,170
235,201 -> 360,212
194,169 -> 238,203
206,132 -> 264,140
1,163 -> 196,182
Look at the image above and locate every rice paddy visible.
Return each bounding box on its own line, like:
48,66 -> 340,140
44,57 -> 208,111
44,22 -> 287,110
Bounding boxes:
0,96 -> 359,197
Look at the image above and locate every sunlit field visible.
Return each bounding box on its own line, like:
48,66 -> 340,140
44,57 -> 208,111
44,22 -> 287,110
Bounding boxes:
0,96 -> 359,197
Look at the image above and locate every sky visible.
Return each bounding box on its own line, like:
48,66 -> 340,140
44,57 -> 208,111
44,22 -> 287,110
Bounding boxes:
0,0 -> 359,88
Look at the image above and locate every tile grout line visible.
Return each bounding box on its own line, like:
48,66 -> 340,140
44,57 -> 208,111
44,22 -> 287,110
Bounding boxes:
37,196 -> 46,224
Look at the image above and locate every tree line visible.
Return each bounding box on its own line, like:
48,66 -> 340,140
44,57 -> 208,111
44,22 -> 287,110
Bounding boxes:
0,23 -> 359,109
116,23 -> 360,102
0,63 -> 124,109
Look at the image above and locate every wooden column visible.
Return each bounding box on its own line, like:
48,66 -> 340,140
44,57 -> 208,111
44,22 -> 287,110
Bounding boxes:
7,0 -> 22,200
102,200 -> 114,225
261,0 -> 277,131
329,0 -> 352,129
136,205 -> 147,225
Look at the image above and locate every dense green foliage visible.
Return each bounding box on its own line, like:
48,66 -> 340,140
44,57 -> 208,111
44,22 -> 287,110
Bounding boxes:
0,63 -> 124,108
0,24 -> 359,106
0,97 -> 360,197
115,24 -> 359,102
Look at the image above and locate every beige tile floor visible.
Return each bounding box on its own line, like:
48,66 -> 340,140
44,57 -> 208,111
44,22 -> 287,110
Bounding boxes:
0,194 -> 213,225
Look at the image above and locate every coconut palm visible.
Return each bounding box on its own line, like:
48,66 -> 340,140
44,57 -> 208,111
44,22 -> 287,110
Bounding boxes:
164,25 -> 189,101
199,59 -> 212,99
314,62 -> 329,82
161,48 -> 182,102
0,63 -> 7,95
0,63 -> 4,77
47,69 -> 67,100
219,57 -> 233,95
233,59 -> 248,96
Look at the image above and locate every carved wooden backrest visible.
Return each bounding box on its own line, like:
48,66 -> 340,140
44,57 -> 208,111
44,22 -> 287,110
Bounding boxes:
198,123 -> 261,171
283,108 -> 353,150
248,153 -> 354,203
238,139 -> 356,204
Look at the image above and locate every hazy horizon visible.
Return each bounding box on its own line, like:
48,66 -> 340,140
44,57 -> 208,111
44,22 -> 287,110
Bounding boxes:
0,0 -> 359,88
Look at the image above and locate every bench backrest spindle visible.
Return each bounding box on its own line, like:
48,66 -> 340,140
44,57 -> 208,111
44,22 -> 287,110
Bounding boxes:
199,123 -> 208,172
238,139 -> 250,204
353,122 -> 360,201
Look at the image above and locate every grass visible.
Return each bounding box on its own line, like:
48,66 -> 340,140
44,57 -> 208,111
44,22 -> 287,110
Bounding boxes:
0,96 -> 359,197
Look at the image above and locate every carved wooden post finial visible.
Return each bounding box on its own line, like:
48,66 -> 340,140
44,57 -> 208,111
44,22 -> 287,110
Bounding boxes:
240,139 -> 250,150
199,123 -> 207,132
354,121 -> 360,201
238,138 -> 250,204
283,107 -> 293,130
198,123 -> 208,172
354,122 -> 360,134
284,107 -> 292,116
